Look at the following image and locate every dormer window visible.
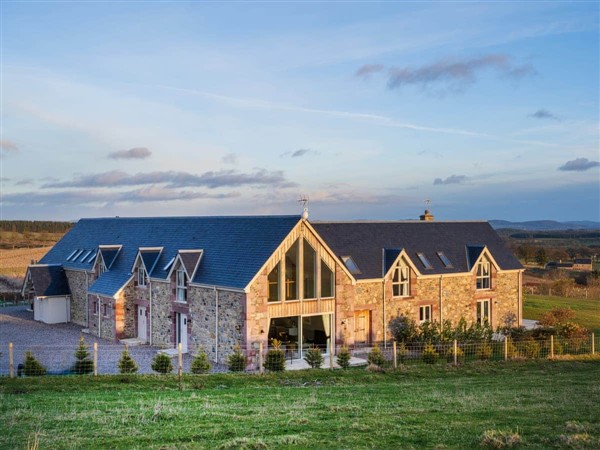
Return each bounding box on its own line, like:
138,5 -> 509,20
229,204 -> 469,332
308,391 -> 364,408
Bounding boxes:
137,267 -> 147,287
392,262 -> 410,297
176,267 -> 187,302
476,261 -> 491,290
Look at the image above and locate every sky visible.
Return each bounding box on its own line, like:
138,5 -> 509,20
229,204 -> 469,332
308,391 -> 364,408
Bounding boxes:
1,1 -> 599,222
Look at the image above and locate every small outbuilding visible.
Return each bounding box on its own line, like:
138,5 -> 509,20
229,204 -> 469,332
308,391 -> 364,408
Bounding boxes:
22,264 -> 71,324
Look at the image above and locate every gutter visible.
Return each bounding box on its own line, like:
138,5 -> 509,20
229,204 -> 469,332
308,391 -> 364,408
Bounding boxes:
439,275 -> 443,323
149,277 -> 153,346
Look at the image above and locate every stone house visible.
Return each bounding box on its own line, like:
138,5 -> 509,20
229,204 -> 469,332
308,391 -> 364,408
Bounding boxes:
23,212 -> 523,364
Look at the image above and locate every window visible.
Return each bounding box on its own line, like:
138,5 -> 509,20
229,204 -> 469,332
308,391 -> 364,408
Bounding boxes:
80,250 -> 92,262
320,260 -> 334,298
477,299 -> 490,325
303,240 -> 316,299
476,261 -> 491,289
87,252 -> 97,263
392,263 -> 410,297
176,267 -> 187,302
437,252 -> 453,268
268,263 -> 280,302
416,253 -> 433,270
66,249 -> 78,261
72,249 -> 85,261
163,257 -> 175,272
137,267 -> 147,287
94,301 -> 99,315
103,303 -> 108,317
419,305 -> 432,323
341,256 -> 361,275
98,260 -> 107,275
285,240 -> 299,301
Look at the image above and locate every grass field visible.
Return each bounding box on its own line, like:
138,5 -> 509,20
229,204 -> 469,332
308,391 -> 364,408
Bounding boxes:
0,246 -> 51,278
1,359 -> 599,449
523,294 -> 600,334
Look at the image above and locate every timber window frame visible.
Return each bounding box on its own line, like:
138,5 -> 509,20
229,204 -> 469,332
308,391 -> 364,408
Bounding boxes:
476,261 -> 491,290
175,266 -> 188,302
137,266 -> 147,287
392,262 -> 410,297
476,299 -> 490,325
419,305 -> 432,323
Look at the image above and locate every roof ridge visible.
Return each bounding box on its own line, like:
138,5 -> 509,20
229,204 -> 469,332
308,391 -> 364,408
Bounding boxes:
79,215 -> 301,221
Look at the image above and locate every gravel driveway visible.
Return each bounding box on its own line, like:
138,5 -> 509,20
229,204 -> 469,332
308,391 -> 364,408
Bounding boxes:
0,306 -> 225,375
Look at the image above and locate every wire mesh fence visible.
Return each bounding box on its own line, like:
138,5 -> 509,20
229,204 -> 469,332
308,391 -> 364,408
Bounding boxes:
1,334 -> 597,377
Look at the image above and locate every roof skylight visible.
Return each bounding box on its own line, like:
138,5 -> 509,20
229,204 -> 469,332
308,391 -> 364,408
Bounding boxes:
80,250 -> 92,262
87,252 -> 97,263
342,256 -> 362,275
416,253 -> 433,270
437,252 -> 453,268
66,249 -> 78,261
163,257 -> 175,272
72,249 -> 85,261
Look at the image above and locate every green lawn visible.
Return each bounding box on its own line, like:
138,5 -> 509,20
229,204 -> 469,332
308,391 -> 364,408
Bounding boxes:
1,360 -> 599,449
523,294 -> 600,334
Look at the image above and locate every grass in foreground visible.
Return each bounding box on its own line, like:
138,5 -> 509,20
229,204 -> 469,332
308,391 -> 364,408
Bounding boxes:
1,359 -> 599,449
523,294 -> 600,334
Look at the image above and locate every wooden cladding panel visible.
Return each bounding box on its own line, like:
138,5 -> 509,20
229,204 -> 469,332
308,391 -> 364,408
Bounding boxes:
268,298 -> 335,319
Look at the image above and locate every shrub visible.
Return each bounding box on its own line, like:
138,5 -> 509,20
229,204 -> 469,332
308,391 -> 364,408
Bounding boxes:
72,336 -> 94,374
367,344 -> 386,367
422,343 -> 439,364
304,345 -> 324,369
397,342 -> 409,364
151,353 -> 173,374
505,337 -> 519,359
388,315 -> 418,343
366,363 -> 384,373
336,346 -> 351,369
228,345 -> 247,372
477,342 -> 493,360
22,351 -> 46,376
263,339 -> 285,372
191,347 -> 211,374
539,307 -> 576,327
521,338 -> 541,359
118,347 -> 138,374
446,345 -> 464,364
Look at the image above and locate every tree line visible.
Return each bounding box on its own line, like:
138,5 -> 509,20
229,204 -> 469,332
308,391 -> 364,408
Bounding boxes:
0,221 -> 73,234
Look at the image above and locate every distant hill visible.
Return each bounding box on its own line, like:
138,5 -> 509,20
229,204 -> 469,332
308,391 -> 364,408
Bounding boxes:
490,220 -> 600,231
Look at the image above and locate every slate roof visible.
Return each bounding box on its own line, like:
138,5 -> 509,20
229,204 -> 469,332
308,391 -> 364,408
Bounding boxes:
312,221 -> 522,279
27,265 -> 71,297
39,216 -> 301,296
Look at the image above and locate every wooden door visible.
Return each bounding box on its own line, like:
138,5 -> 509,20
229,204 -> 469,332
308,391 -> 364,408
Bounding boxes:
354,310 -> 370,344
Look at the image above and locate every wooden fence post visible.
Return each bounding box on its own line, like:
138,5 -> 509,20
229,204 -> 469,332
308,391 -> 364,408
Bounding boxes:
592,333 -> 595,355
504,336 -> 508,361
393,341 -> 397,369
9,343 -> 14,378
93,342 -> 98,376
550,335 -> 554,359
454,340 -> 458,366
329,340 -> 334,369
259,342 -> 264,374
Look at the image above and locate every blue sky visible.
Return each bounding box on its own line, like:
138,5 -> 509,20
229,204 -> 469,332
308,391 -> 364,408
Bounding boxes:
1,1 -> 598,222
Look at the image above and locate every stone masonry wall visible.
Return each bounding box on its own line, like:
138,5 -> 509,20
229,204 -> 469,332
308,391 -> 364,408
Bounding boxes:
64,270 -> 88,326
188,286 -> 245,364
151,280 -> 172,348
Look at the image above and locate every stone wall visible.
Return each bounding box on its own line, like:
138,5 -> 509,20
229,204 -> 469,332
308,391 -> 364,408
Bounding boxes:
116,280 -> 136,339
150,280 -> 172,348
188,286 -> 245,364
64,270 -> 88,326
86,294 -> 116,340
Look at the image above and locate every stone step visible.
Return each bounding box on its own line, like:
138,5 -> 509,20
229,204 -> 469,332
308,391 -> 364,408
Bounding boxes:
120,337 -> 146,346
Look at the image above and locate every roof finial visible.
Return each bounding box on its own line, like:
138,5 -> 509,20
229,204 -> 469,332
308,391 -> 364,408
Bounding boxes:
298,195 -> 309,220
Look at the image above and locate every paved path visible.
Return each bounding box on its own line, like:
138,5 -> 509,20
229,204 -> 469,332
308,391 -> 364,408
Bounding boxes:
0,306 -> 226,375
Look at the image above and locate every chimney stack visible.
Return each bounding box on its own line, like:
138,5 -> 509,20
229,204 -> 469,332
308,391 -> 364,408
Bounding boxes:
420,209 -> 434,221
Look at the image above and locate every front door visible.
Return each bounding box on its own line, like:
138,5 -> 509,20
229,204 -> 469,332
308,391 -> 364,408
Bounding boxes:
354,310 -> 370,344
176,313 -> 188,353
138,306 -> 147,342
